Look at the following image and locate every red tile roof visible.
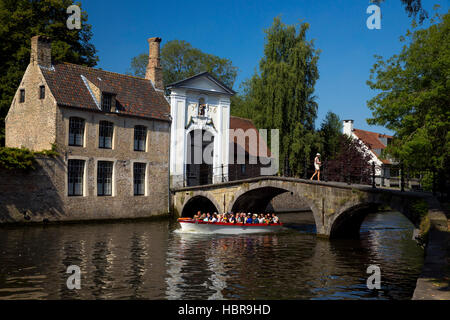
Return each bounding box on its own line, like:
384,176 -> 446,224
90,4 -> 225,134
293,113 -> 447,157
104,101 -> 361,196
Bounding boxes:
40,63 -> 170,121
229,116 -> 271,158
353,128 -> 393,164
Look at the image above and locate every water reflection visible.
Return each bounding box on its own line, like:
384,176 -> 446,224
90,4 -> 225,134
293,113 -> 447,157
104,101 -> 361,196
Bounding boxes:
0,212 -> 423,300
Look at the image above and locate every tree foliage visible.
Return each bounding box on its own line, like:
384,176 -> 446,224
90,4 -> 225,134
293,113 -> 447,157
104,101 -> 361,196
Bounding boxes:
366,11 -> 449,173
319,111 -> 343,160
0,145 -> 58,171
0,0 -> 98,146
324,135 -> 373,185
232,17 -> 320,176
128,40 -> 238,88
371,0 -> 428,23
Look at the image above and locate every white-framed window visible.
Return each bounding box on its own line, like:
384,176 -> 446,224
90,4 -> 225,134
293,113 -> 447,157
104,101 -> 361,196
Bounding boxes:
133,162 -> 146,196
134,125 -> 147,151
69,117 -> 85,147
97,161 -> 113,196
68,159 -> 85,196
99,120 -> 113,149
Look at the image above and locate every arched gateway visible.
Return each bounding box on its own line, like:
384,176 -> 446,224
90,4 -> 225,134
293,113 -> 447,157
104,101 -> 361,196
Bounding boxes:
167,72 -> 235,188
172,176 -> 434,239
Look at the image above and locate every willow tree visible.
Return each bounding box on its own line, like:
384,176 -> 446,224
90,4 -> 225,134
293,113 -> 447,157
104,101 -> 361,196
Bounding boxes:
237,17 -> 320,176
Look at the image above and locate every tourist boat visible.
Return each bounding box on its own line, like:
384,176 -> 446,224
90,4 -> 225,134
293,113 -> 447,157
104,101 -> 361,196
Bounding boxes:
177,218 -> 283,234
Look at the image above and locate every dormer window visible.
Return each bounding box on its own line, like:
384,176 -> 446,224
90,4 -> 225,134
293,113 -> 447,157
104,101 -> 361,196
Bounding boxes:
101,93 -> 112,112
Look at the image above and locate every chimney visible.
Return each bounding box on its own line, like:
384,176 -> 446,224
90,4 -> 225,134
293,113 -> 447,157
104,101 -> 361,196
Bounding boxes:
343,120 -> 354,136
145,37 -> 164,90
30,35 -> 52,68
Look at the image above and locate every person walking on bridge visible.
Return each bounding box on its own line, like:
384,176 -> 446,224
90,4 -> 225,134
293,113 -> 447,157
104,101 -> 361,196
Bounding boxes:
310,153 -> 321,181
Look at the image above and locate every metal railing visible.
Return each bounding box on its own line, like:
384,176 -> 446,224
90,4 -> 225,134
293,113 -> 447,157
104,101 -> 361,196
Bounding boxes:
179,161 -> 448,200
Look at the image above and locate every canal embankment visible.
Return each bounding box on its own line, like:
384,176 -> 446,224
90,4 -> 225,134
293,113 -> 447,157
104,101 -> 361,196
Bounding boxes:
412,198 -> 449,300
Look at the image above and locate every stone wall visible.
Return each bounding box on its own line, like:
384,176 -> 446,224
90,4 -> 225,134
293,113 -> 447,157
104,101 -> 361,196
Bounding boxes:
0,158 -> 63,223
269,192 -> 311,212
5,63 -> 57,151
0,154 -> 170,223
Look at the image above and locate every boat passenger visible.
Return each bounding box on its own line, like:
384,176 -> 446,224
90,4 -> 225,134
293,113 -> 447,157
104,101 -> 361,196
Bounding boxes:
204,213 -> 211,222
258,214 -> 265,223
253,214 -> 259,223
229,213 -> 236,224
246,214 -> 253,224
272,213 -> 280,224
211,214 -> 218,223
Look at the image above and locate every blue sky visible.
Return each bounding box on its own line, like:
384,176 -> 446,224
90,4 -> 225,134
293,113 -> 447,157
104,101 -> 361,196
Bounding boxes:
81,0 -> 448,134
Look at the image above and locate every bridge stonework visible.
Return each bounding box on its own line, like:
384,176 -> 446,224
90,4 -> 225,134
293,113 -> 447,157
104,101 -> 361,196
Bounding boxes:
171,176 -> 433,239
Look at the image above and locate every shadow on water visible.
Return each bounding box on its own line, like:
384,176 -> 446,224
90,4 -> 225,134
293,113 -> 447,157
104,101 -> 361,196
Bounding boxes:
0,211 -> 424,300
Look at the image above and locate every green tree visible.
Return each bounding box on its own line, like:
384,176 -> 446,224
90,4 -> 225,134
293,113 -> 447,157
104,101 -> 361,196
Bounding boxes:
0,0 -> 98,146
233,17 -> 320,176
128,40 -> 238,88
366,11 -> 449,175
371,0 -> 428,23
319,111 -> 343,160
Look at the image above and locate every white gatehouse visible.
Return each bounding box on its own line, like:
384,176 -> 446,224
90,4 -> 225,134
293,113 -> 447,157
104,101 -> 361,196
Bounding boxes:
167,72 -> 236,187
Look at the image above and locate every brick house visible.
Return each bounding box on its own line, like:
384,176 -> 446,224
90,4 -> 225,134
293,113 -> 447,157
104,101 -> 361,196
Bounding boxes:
228,116 -> 272,181
3,36 -> 171,222
342,120 -> 400,187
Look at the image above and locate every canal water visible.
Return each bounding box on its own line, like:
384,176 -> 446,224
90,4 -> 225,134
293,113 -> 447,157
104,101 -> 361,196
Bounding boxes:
0,211 -> 424,300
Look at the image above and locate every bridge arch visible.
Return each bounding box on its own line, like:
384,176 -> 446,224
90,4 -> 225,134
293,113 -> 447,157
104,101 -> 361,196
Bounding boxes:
227,183 -> 324,233
181,194 -> 221,218
172,176 -> 430,239
328,195 -> 420,239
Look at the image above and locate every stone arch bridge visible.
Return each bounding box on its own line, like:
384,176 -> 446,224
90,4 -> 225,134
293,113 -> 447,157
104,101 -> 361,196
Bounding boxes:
171,176 -> 433,239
